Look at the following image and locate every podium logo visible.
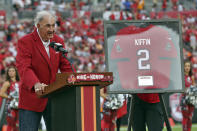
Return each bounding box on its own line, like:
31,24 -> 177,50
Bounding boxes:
68,74 -> 77,84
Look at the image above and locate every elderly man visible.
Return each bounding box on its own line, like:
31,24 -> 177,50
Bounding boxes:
16,11 -> 73,131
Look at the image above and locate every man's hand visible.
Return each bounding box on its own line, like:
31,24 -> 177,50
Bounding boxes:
34,82 -> 48,94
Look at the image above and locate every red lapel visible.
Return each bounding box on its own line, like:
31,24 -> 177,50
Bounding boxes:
32,29 -> 51,68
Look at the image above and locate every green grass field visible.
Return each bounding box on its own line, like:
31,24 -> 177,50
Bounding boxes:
39,124 -> 197,131
119,124 -> 197,131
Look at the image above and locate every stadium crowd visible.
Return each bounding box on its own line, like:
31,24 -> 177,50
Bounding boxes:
0,0 -> 196,83
0,0 -> 197,130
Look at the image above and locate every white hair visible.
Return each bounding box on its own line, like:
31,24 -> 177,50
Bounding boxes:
34,11 -> 56,27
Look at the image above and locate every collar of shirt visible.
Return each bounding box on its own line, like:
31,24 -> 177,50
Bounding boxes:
37,28 -> 50,57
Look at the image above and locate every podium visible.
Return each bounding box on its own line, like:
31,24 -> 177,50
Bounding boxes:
37,72 -> 113,131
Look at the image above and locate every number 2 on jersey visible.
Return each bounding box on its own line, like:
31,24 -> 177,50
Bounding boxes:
137,49 -> 150,70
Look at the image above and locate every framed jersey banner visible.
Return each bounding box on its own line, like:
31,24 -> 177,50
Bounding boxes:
104,20 -> 184,94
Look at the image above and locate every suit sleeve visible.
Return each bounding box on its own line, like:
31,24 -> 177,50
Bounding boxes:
16,39 -> 40,91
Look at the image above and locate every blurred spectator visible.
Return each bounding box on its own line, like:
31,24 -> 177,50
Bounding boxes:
106,0 -> 112,10
12,0 -> 24,12
171,0 -> 178,10
187,15 -> 196,24
152,0 -> 158,12
36,0 -> 55,11
57,0 -> 67,12
123,0 -> 132,11
190,32 -> 197,51
180,60 -> 196,131
0,66 -> 20,131
178,2 -> 184,11
100,88 -> 125,131
162,0 -> 167,11
138,0 -> 145,11
195,0 -> 197,9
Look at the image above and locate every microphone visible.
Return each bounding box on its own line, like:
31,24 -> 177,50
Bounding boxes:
49,42 -> 68,54
50,42 -> 74,72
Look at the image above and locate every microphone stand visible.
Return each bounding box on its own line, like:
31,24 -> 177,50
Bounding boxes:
62,53 -> 75,73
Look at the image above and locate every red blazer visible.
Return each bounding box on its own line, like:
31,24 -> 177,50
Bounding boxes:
16,29 -> 73,112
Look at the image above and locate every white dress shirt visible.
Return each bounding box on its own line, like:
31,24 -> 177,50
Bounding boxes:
37,29 -> 50,58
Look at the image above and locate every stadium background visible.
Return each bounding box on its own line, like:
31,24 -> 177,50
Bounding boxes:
0,0 -> 197,129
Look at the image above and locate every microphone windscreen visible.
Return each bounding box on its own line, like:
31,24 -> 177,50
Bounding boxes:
49,42 -> 55,48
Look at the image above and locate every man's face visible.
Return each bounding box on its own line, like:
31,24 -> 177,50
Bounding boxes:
37,15 -> 56,42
